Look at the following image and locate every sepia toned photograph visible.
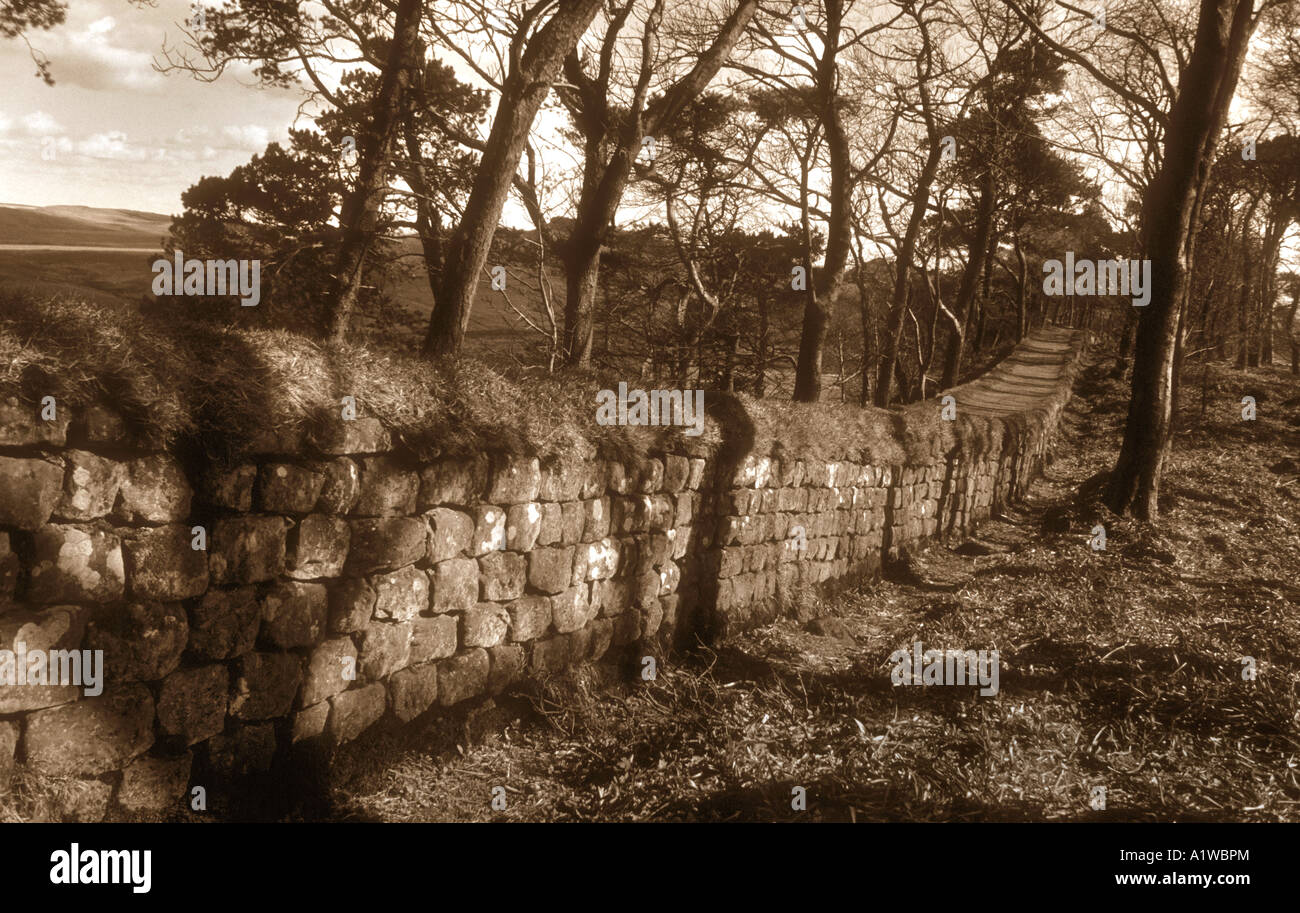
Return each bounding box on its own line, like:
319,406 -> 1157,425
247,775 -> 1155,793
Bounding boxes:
0,0 -> 1295,880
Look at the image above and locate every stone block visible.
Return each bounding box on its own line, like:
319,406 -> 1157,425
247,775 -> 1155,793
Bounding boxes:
425,507 -> 474,562
115,454 -> 191,524
209,515 -> 287,585
478,551 -> 526,602
87,601 -> 188,683
54,451 -> 122,521
123,524 -> 208,600
430,557 -> 478,613
187,586 -> 260,660
156,664 -> 228,745
23,683 -> 154,776
345,518 -> 425,575
286,514 -> 350,579
260,580 -> 327,649
257,462 -> 325,514
230,651 -> 302,720
353,455 -> 418,517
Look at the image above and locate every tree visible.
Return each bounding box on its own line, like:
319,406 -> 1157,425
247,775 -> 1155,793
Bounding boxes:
1105,0 -> 1264,519
423,0 -> 607,358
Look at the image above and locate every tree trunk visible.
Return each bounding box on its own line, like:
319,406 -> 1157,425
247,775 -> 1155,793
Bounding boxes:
423,0 -> 605,358
793,0 -> 851,402
875,144 -> 942,407
941,170 -> 996,388
325,0 -> 423,342
1106,0 -> 1257,520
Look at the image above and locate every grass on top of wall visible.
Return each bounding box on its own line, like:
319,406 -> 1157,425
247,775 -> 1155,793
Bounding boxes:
0,290 -> 1049,468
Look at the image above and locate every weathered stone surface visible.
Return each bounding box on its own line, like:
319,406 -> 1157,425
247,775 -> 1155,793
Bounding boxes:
87,602 -> 188,683
438,649 -> 489,706
54,450 -> 123,521
583,538 -> 621,581
662,455 -> 690,493
345,518 -> 425,575
24,683 -> 154,776
115,454 -> 191,524
580,461 -> 608,499
0,605 -> 89,712
461,603 -> 509,648
478,551 -> 526,602
0,396 -> 67,446
551,584 -> 595,634
353,455 -> 418,516
505,502 -> 543,551
425,507 -> 474,562
123,524 -> 208,600
156,664 -> 228,745
560,501 -> 585,544
367,565 -> 427,621
418,455 -> 488,508
357,620 -> 412,681
209,515 -> 287,585
231,651 -> 302,720
207,722 -> 276,778
591,578 -> 630,617
257,463 -> 325,514
634,458 -> 665,494
583,498 -> 610,540
291,701 -> 330,743
0,456 -> 65,530
506,595 -> 551,642
317,458 -> 361,514
430,557 -> 478,613
687,458 -> 706,490
527,546 -> 574,595
410,614 -> 458,664
326,683 -> 387,743
487,455 -> 540,504
27,524 -> 125,604
0,532 -> 18,605
197,463 -> 257,511
260,580 -> 327,649
536,502 -> 563,546
187,587 -> 259,660
538,456 -> 586,502
117,752 -> 192,813
287,514 -> 350,579
486,644 -> 525,695
469,504 -> 506,555
314,416 -> 391,455
328,577 -> 375,633
531,635 -> 572,674
389,663 -> 439,721
301,637 -> 358,707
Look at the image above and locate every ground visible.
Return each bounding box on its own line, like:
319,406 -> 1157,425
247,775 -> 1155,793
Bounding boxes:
325,352 -> 1300,823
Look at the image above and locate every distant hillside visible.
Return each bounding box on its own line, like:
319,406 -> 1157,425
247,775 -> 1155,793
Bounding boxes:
0,204 -> 172,248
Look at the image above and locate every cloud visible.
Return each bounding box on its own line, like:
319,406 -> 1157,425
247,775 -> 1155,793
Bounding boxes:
21,111 -> 64,136
76,131 -> 150,161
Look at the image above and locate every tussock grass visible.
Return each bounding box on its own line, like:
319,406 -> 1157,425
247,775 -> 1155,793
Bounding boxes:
0,292 -> 711,462
0,290 -> 1072,468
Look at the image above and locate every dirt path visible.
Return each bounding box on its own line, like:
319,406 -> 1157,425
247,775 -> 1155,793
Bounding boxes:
327,355 -> 1300,823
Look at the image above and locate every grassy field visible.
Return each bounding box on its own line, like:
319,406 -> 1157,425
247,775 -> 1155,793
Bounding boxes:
317,353 -> 1300,823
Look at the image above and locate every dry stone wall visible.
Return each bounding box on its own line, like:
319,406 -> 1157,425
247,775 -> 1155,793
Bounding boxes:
0,328 -> 1084,818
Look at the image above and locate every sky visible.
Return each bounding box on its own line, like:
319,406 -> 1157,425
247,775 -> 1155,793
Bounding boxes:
0,0 -> 303,215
